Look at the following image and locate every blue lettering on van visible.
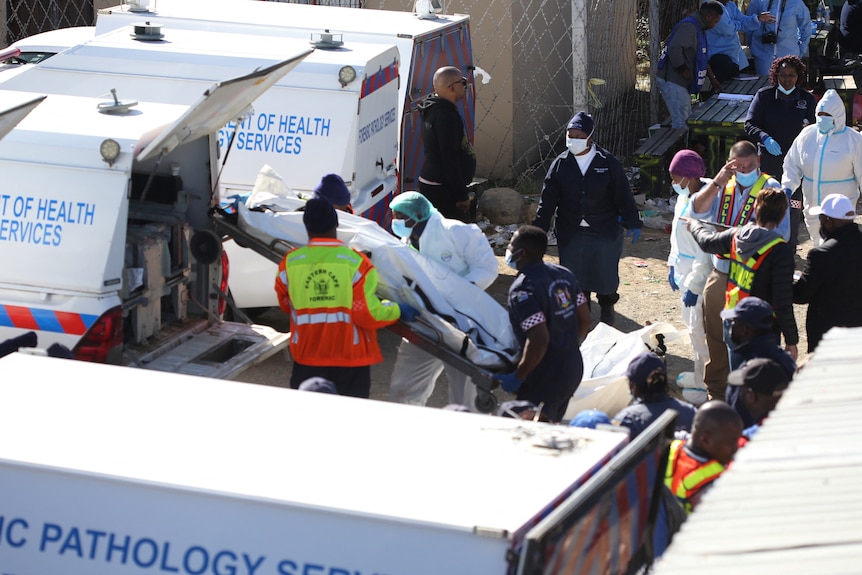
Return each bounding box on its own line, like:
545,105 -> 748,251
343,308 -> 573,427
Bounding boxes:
6,515 -> 381,575
218,113 -> 332,157
0,194 -> 97,247
0,515 -> 28,547
357,107 -> 397,144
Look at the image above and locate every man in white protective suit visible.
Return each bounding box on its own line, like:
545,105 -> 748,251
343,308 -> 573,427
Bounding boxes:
782,89 -> 862,247
387,191 -> 499,410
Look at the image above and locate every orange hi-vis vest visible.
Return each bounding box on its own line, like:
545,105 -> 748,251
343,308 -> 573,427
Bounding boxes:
274,238 -> 400,367
725,234 -> 786,309
664,439 -> 726,514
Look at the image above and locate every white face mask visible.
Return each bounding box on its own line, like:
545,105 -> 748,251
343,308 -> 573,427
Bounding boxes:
671,179 -> 689,195
566,136 -> 589,155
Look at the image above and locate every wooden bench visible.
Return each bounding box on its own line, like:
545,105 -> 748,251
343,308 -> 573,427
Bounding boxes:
634,127 -> 688,198
823,74 -> 858,126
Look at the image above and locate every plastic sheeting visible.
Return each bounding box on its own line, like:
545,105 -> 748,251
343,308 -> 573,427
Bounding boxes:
236,165 -> 520,371
564,322 -> 688,421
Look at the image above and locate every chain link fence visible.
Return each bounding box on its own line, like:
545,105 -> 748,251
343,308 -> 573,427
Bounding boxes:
4,0 -> 659,189
3,1 -> 94,45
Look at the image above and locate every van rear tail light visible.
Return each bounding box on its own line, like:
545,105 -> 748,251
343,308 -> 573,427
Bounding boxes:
218,250 -> 230,316
72,306 -> 123,363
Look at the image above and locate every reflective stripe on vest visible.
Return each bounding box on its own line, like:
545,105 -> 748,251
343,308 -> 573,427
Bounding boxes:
725,235 -> 786,309
293,311 -> 352,326
718,173 -> 770,227
664,439 -> 725,514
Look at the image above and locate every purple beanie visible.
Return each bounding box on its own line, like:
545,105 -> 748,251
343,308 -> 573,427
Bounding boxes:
669,150 -> 706,179
567,111 -> 594,135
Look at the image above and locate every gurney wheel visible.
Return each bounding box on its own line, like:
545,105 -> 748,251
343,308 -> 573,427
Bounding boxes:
475,389 -> 498,414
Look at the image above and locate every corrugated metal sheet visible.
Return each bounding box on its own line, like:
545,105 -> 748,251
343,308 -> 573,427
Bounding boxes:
653,326 -> 862,575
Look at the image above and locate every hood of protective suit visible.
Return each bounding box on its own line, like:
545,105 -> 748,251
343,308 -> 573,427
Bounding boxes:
733,222 -> 783,260
816,89 -> 846,132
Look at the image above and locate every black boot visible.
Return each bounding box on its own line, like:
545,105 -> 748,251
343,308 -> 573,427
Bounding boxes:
597,293 -> 620,326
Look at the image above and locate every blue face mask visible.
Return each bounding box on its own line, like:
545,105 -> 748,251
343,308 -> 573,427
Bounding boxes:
505,248 -> 522,270
736,169 -> 759,187
777,84 -> 796,95
391,218 -> 413,239
816,115 -> 834,134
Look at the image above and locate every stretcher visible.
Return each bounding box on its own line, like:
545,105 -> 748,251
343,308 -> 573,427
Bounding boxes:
212,166 -> 519,413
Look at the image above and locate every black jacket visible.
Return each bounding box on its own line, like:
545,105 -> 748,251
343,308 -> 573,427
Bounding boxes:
419,96 -> 476,202
690,221 -> 798,345
793,223 -> 862,351
744,85 -> 816,179
533,145 -> 642,243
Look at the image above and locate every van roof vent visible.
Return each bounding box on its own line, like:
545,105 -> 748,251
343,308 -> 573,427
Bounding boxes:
98,88 -> 138,114
310,30 -> 344,50
130,22 -> 164,41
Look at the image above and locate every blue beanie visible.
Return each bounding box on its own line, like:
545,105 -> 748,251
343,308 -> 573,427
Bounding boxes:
567,111 -> 594,135
313,173 -> 351,207
303,198 -> 338,235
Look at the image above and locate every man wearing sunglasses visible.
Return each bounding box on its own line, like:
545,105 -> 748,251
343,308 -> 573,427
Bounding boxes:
418,66 -> 476,221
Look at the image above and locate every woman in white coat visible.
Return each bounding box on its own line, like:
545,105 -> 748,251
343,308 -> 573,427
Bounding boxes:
666,150 -> 711,404
782,89 -> 862,246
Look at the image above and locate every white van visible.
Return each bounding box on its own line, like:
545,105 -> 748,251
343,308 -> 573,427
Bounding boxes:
0,351 -> 673,574
94,1 -> 476,311
0,47 -> 310,377
0,25 -> 401,310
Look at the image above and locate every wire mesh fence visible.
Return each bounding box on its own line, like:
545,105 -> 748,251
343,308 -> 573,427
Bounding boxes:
4,0 -> 94,44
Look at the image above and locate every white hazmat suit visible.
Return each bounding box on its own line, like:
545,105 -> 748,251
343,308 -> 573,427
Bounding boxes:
782,89 -> 862,246
389,209 -> 499,409
667,181 -> 711,401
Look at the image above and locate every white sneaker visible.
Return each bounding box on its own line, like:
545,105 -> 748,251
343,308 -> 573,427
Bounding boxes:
547,230 -> 558,246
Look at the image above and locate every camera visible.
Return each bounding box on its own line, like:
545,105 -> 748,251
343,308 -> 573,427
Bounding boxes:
762,31 -> 777,44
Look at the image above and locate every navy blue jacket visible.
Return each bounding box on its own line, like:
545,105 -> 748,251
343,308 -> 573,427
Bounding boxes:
508,261 -> 585,421
744,85 -> 816,179
534,145 -> 642,243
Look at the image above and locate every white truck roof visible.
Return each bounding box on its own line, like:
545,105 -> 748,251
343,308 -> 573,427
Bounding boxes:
0,91 -> 45,141
17,27 -> 392,94
97,0 -> 470,40
0,90 -> 189,171
0,352 -> 626,534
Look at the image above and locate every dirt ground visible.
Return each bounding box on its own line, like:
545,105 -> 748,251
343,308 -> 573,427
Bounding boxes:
236,221 -> 814,413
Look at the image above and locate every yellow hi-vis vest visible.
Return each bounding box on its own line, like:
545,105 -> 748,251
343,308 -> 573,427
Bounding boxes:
725,234 -> 786,309
274,238 -> 400,366
664,439 -> 726,514
718,173 -> 771,227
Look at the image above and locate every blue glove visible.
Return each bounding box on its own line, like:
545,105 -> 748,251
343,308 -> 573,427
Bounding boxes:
495,371 -> 524,393
398,303 -> 420,322
683,289 -> 699,307
626,228 -> 641,244
763,136 -> 782,156
668,266 -> 679,291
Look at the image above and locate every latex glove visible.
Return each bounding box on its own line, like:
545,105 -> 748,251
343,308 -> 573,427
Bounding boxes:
398,303 -> 420,322
495,371 -> 524,393
763,136 -> 782,156
626,228 -> 641,244
668,267 -> 679,291
683,289 -> 699,307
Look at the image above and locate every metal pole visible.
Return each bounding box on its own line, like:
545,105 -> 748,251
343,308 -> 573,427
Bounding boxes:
649,0 -> 661,125
571,0 -> 589,114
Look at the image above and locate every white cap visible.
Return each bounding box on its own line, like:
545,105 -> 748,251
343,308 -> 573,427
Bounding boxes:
809,194 -> 856,220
